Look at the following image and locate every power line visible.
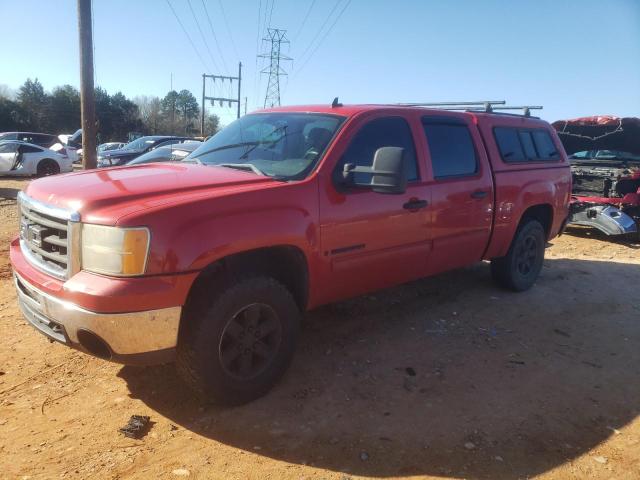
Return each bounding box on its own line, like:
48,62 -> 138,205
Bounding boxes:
217,0 -> 239,59
293,0 -> 316,42
200,0 -> 230,74
261,0 -> 271,40
257,0 -> 274,109
293,0 -> 351,80
186,0 -> 221,73
296,0 -> 342,66
165,0 -> 211,74
253,0 -> 263,110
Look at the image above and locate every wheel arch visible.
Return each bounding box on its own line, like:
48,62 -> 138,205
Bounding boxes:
182,245 -> 310,319
520,203 -> 554,238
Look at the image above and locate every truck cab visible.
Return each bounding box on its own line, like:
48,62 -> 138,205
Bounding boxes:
10,103 -> 571,404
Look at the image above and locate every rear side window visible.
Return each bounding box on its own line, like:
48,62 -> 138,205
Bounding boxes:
532,130 -> 559,159
495,127 -> 559,162
20,145 -> 42,153
494,128 -> 525,162
337,116 -> 419,183
519,131 -> 537,160
422,118 -> 478,178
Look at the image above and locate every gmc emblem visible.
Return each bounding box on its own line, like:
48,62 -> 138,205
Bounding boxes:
27,224 -> 44,248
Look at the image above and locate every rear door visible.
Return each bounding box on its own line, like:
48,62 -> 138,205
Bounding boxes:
420,115 -> 494,274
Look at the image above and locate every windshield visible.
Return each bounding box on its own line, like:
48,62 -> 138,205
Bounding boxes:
189,113 -> 345,180
98,143 -> 123,153
123,137 -> 160,151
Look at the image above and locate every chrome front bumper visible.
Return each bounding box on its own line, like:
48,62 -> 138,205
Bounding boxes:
14,271 -> 181,365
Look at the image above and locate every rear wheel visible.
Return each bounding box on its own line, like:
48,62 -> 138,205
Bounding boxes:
36,159 -> 60,177
491,219 -> 546,291
177,276 -> 300,405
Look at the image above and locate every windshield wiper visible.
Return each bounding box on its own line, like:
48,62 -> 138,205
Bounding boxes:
239,125 -> 288,160
217,163 -> 266,176
193,141 -> 259,159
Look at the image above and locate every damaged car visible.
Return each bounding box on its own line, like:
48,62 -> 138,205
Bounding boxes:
553,116 -> 640,237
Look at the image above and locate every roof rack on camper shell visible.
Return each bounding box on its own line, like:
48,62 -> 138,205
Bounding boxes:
330,98 -> 543,118
396,100 -> 543,117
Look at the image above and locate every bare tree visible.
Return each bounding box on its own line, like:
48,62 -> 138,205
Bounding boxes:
134,95 -> 163,134
0,84 -> 15,100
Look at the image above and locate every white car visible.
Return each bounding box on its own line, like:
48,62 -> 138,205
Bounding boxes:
0,140 -> 73,176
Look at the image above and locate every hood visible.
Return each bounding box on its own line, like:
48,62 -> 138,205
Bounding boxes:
25,162 -> 276,224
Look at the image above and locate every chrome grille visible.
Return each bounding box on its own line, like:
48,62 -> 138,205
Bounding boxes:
18,192 -> 80,279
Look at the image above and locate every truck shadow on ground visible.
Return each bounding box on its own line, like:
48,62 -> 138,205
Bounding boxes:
119,257 -> 640,479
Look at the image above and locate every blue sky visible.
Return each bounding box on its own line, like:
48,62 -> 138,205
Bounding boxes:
1,0 -> 638,125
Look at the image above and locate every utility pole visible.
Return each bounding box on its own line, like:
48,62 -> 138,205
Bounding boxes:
77,0 -> 97,169
200,62 -> 242,136
237,62 -> 242,120
259,28 -> 292,108
200,73 -> 205,136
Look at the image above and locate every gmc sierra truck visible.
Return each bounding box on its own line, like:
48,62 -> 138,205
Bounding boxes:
11,103 -> 571,404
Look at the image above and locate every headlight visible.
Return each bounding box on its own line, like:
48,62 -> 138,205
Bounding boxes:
81,224 -> 150,276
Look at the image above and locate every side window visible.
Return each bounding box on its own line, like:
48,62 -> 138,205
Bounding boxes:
422,119 -> 478,178
21,145 -> 42,153
496,127 -> 560,162
31,134 -> 46,147
518,131 -> 537,160
532,130 -> 559,160
494,127 -> 525,162
0,143 -> 18,153
337,117 -> 418,184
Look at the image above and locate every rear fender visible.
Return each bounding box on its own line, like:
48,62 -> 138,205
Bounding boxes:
485,178 -> 561,259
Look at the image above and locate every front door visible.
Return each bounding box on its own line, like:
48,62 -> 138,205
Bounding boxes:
0,142 -> 18,172
318,114 -> 431,303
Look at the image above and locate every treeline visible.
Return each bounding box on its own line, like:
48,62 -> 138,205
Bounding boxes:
0,79 -> 219,142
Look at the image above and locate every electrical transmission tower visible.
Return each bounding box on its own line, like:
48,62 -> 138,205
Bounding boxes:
259,28 -> 292,108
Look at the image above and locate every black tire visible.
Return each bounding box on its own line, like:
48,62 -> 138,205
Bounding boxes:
491,219 -> 546,292
36,159 -> 60,177
176,276 -> 300,405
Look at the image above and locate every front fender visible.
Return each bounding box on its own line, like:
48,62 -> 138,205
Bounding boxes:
117,180 -> 320,275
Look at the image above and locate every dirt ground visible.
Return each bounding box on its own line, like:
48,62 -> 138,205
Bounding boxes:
1,177 -> 639,480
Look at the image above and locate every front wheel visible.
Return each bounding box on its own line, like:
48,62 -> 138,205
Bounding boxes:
177,276 -> 300,405
491,219 -> 546,291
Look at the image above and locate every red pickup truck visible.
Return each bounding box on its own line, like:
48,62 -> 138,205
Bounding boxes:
11,103 -> 571,404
